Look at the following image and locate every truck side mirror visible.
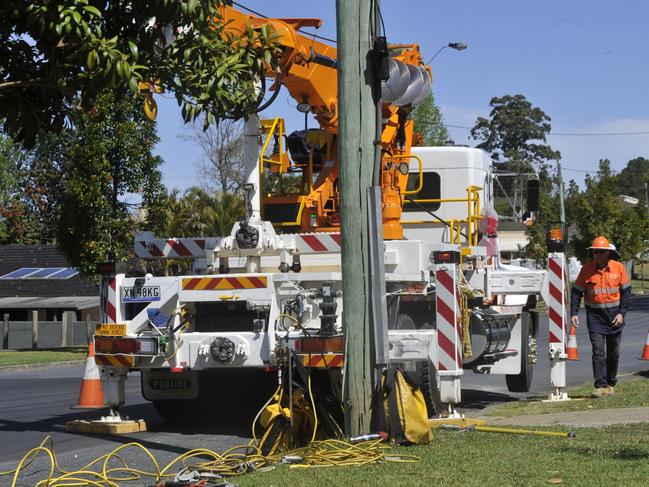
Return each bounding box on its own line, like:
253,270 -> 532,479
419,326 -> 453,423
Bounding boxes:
526,179 -> 540,213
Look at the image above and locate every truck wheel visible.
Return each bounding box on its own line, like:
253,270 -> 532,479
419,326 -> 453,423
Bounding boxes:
417,360 -> 443,417
505,312 -> 535,393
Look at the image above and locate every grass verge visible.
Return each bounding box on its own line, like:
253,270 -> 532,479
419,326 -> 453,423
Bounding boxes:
631,278 -> 649,293
237,424 -> 649,486
486,372 -> 649,417
0,349 -> 87,367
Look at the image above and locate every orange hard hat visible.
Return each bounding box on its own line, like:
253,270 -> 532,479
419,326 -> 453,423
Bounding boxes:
588,236 -> 619,257
589,236 -> 611,250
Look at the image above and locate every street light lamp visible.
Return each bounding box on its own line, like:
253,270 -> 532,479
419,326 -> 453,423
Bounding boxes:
425,42 -> 468,65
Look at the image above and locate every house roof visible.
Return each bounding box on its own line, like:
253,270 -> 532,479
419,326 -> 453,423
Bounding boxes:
0,245 -> 98,298
0,296 -> 99,310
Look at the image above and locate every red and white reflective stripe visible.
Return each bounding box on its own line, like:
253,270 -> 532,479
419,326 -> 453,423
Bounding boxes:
106,278 -> 117,323
435,266 -> 462,372
294,233 -> 342,253
547,256 -> 566,344
99,276 -> 113,323
83,353 -> 101,380
135,237 -> 220,259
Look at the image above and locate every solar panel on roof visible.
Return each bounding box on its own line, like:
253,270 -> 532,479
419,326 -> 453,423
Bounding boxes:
50,268 -> 79,279
0,267 -> 80,280
29,268 -> 67,278
0,268 -> 40,279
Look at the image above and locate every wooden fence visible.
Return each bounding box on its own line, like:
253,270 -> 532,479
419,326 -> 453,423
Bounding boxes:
1,312 -> 99,350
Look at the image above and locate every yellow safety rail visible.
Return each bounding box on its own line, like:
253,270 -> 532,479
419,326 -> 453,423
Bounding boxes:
402,184 -> 482,247
259,118 -> 285,172
390,154 -> 423,195
259,117 -> 308,228
274,199 -> 307,228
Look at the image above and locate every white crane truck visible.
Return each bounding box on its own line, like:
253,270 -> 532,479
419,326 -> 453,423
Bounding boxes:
92,5 -> 569,423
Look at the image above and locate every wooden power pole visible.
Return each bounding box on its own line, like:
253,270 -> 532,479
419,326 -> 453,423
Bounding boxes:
336,0 -> 378,436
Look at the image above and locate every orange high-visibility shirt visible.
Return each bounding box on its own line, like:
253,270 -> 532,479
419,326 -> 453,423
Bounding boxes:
573,260 -> 630,310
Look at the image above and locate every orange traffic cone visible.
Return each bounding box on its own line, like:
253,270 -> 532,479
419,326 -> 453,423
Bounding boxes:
641,328 -> 649,361
71,342 -> 106,409
566,324 -> 579,361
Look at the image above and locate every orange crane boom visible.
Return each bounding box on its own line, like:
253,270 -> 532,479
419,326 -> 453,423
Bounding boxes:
223,5 -> 432,239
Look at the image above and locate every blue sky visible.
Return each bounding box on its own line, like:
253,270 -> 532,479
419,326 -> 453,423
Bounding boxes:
154,0 -> 649,192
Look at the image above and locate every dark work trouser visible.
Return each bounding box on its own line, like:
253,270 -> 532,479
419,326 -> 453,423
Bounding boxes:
588,328 -> 622,389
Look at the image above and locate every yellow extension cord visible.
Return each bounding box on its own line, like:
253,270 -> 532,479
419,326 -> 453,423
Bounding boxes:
1,360 -> 419,486
0,434 -> 419,486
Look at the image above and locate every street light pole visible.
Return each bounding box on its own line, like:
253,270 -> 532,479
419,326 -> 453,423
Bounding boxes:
557,160 -> 566,225
425,42 -> 468,65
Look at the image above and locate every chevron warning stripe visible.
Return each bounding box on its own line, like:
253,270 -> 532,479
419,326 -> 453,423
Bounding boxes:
135,237 -> 220,259
435,266 -> 462,372
182,276 -> 268,290
99,277 -> 117,323
547,256 -> 566,344
300,353 -> 344,368
95,355 -> 135,367
294,233 -> 342,253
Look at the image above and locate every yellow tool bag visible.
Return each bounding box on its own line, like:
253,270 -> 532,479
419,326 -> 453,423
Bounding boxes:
375,368 -> 432,445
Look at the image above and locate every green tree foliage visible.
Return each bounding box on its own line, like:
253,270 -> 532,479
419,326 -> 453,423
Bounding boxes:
613,157 -> 649,202
0,133 -> 26,240
412,93 -> 448,146
0,132 -> 68,243
567,159 -> 649,261
470,94 -> 563,258
57,90 -> 166,274
0,1 -> 278,146
470,94 -> 560,171
164,187 -> 244,238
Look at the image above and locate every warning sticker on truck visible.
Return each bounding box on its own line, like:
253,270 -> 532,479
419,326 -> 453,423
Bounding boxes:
122,286 -> 160,302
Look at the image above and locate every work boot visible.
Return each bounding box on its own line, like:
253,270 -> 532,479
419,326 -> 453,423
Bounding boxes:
607,386 -> 615,396
591,387 -> 608,398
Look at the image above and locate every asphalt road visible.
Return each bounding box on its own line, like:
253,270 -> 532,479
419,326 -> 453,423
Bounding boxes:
1,294 -> 648,484
462,293 -> 649,408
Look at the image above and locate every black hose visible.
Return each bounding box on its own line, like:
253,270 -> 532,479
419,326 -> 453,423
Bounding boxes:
404,195 -> 469,240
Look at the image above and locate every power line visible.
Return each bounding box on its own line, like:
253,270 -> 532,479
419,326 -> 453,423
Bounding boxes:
233,1 -> 337,44
562,167 -> 602,174
549,130 -> 649,136
445,123 -> 649,137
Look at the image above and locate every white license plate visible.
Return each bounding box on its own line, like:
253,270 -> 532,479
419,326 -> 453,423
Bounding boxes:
122,285 -> 161,302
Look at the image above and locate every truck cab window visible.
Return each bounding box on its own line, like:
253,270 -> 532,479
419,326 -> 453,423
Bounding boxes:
404,171 -> 441,212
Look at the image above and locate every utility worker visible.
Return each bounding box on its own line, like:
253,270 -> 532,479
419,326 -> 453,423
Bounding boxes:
570,236 -> 631,398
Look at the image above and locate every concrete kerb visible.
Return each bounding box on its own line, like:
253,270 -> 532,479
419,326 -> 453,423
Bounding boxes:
484,406 -> 649,428
0,360 -> 84,373
471,371 -> 649,428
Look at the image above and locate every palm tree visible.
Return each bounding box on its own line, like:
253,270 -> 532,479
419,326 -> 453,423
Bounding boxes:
162,186 -> 245,238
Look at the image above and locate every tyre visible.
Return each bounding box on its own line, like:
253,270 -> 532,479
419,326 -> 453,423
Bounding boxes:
417,360 -> 443,417
505,311 -> 535,392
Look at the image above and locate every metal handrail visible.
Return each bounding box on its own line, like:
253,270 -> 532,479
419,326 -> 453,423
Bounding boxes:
274,198 -> 307,227
390,154 -> 424,195
259,118 -> 284,171
402,184 -> 483,246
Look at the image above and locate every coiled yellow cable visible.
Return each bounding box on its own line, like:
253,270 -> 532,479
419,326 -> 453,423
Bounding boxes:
2,357 -> 419,484
2,433 -> 420,486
